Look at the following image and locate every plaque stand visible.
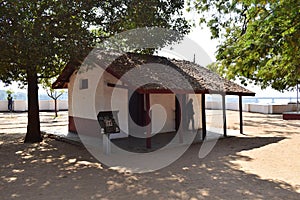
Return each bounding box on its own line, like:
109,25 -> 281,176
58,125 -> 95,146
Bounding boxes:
103,133 -> 111,155
97,111 -> 120,155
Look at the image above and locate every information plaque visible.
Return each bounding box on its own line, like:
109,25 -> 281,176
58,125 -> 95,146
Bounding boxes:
97,111 -> 120,134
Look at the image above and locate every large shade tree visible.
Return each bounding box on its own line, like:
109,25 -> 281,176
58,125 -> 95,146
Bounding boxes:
188,0 -> 300,91
0,0 -> 189,143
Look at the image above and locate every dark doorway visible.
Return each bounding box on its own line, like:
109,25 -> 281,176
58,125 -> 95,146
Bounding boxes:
175,95 -> 181,131
128,90 -> 145,133
125,91 -> 177,151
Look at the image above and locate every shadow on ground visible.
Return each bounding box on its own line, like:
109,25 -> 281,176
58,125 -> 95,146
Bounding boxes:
0,133 -> 299,200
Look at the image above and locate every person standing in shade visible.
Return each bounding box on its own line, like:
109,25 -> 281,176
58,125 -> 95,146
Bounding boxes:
7,94 -> 13,112
186,98 -> 195,130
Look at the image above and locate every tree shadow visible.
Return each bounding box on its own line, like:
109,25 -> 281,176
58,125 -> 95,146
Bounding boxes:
220,111 -> 300,137
243,119 -> 300,133
245,114 -> 282,119
0,133 -> 299,199
244,119 -> 290,128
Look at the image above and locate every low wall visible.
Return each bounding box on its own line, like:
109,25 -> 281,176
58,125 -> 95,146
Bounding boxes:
0,100 -> 68,111
206,101 -> 250,112
206,101 -> 298,114
246,104 -> 297,114
1,100 -> 297,114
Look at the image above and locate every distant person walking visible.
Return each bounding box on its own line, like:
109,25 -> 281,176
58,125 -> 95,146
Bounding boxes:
186,98 -> 195,130
7,94 -> 13,112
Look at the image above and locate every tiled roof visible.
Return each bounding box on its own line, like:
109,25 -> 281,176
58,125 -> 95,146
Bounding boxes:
53,52 -> 254,96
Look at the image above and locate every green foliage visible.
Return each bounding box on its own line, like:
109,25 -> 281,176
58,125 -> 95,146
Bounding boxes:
207,62 -> 222,75
0,0 -> 189,85
0,0 -> 190,142
0,0 -> 98,84
188,0 -> 300,91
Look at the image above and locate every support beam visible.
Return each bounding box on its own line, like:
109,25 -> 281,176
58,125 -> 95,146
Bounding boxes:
182,94 -> 187,130
175,94 -> 183,143
222,94 -> 227,137
145,93 -> 151,149
201,94 -> 206,140
239,95 -> 243,134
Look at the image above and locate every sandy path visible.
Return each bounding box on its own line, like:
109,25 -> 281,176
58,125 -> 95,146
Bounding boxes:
0,111 -> 299,199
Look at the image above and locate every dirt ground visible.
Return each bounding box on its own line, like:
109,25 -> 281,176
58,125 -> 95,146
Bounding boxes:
0,111 -> 299,199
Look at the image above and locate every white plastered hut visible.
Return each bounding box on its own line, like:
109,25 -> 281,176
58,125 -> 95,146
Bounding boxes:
53,52 -> 255,148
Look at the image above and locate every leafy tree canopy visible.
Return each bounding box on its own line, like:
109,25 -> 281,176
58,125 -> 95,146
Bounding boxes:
0,0 -> 190,142
1,0 -> 189,85
188,0 -> 300,91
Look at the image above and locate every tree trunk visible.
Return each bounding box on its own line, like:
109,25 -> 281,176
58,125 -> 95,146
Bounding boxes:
24,69 -> 42,143
54,98 -> 58,118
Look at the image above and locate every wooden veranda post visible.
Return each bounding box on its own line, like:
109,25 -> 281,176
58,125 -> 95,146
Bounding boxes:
222,94 -> 227,137
182,94 -> 187,130
145,93 -> 151,149
201,94 -> 207,140
175,94 -> 184,143
239,95 -> 243,134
